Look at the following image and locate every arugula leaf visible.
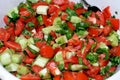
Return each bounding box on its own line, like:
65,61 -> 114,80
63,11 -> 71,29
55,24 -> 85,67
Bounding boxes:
96,48 -> 109,60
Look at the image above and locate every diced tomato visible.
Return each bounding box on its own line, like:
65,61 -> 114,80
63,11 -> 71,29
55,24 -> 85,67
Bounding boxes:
96,11 -> 105,25
109,66 -> 116,73
40,45 -> 54,58
50,31 -> 57,39
52,0 -> 68,6
42,15 -> 53,26
4,41 -> 22,51
95,75 -> 104,80
67,22 -> 76,30
20,10 -> 31,17
99,59 -> 109,67
68,2 -> 75,10
23,56 -> 34,64
75,8 -> 86,15
34,31 -> 44,39
88,28 -> 99,37
54,47 -> 61,54
15,20 -> 24,36
109,18 -> 119,30
110,45 -> 120,56
20,73 -> 40,80
35,26 -> 44,33
95,36 -> 110,45
77,72 -> 88,80
60,5 -> 67,11
61,13 -> 68,20
32,65 -> 42,74
6,27 -> 15,41
66,56 -> 79,64
25,48 -> 36,58
103,25 -> 112,36
0,47 -> 7,53
47,60 -> 61,76
54,75 -> 61,80
48,5 -> 58,14
63,71 -> 74,80
35,41 -> 46,48
87,66 -> 100,77
0,28 -> 10,42
102,6 -> 111,19
3,15 -> 9,25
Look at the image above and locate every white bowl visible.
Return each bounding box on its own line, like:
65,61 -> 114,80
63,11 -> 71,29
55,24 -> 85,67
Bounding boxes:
0,0 -> 120,80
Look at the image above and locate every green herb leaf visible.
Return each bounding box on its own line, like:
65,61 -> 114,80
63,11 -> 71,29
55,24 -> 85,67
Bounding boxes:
82,11 -> 92,18
27,22 -> 35,28
100,66 -> 110,75
74,3 -> 83,9
86,52 -> 98,63
22,29 -> 32,36
66,8 -> 77,16
110,56 -> 120,66
76,22 -> 89,30
96,48 -> 109,60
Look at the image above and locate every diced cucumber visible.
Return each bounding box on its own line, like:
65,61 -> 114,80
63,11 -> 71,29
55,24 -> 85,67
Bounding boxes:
45,0 -> 51,4
42,26 -> 61,35
70,64 -> 87,71
17,65 -> 29,75
66,51 -> 75,59
7,7 -> 18,18
39,68 -> 51,79
92,62 -> 99,66
108,31 -> 119,46
36,6 -> 49,15
77,30 -> 88,38
0,48 -> 13,65
28,44 -> 40,52
70,16 -> 81,23
33,56 -> 49,67
54,51 -> 64,70
16,36 -> 28,50
55,35 -> 68,45
99,42 -> 108,49
52,43 -> 59,49
27,0 -> 39,3
53,17 -> 62,26
5,63 -> 19,72
27,37 -> 35,45
12,54 -> 22,64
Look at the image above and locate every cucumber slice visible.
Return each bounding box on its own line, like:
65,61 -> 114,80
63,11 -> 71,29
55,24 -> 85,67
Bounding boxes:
7,7 -> 18,18
5,63 -> 19,72
28,44 -> 40,52
0,48 -> 13,66
70,16 -> 81,23
70,64 -> 88,71
66,52 -> 75,59
16,36 -> 28,50
12,54 -> 22,64
55,35 -> 68,45
27,37 -> 35,45
39,68 -> 51,79
33,56 -> 49,67
42,25 -> 61,35
17,65 -> 29,75
53,17 -> 62,26
36,6 -> 49,15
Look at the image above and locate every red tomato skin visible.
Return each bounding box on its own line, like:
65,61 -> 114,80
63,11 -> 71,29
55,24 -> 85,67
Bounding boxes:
95,75 -> 104,80
88,28 -> 99,37
102,6 -> 111,19
63,71 -> 74,80
50,31 -> 57,39
4,41 -> 22,51
15,20 -> 24,36
20,73 -> 41,80
75,8 -> 86,15
48,5 -> 58,14
32,65 -> 42,74
25,49 -> 36,59
110,45 -> 120,56
103,25 -> 112,36
109,18 -> 119,30
6,27 -> 15,41
54,75 -> 61,80
23,56 -> 34,64
67,22 -> 76,30
77,72 -> 88,80
40,45 -> 54,58
34,31 -> 44,39
0,47 -> 7,53
3,15 -> 9,25
0,28 -> 10,42
61,13 -> 68,20
35,26 -> 44,33
52,0 -> 68,6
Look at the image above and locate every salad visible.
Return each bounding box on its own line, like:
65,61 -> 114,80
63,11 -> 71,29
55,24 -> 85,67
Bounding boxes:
0,0 -> 120,80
